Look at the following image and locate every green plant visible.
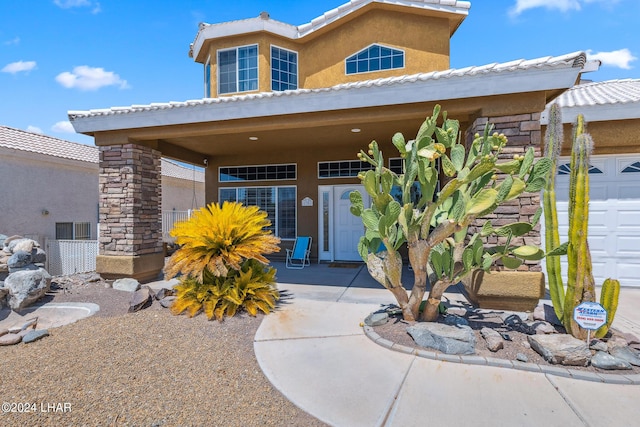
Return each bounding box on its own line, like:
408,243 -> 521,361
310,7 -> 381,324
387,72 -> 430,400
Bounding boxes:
542,104 -> 620,339
165,201 -> 281,321
351,105 -> 548,322
170,259 -> 279,321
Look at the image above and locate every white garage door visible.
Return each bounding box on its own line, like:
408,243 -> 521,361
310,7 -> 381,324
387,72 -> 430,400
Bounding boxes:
543,155 -> 640,287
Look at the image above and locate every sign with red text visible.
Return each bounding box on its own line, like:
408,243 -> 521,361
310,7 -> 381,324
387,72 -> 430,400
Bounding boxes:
573,302 -> 607,330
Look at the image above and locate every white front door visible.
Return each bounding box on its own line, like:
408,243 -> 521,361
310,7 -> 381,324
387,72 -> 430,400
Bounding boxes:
334,186 -> 367,261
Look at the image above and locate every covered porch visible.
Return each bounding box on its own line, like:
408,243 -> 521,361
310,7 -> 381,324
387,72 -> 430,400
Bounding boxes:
69,52 -> 593,280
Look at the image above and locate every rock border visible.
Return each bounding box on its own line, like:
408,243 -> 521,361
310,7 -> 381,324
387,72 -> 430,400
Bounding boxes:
363,324 -> 640,385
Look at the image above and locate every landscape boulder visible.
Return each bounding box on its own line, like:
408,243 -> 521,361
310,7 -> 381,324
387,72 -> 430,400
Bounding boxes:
480,327 -> 504,352
113,278 -> 140,292
4,268 -> 51,311
528,334 -> 591,366
590,351 -> 632,370
8,250 -> 32,269
129,287 -> 153,312
407,323 -> 476,355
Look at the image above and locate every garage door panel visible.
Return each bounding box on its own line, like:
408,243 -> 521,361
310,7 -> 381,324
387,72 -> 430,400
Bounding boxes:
617,236 -> 640,255
589,183 -> 609,201
542,155 -> 640,288
618,210 -> 640,229
586,235 -> 607,253
617,262 -> 640,287
616,183 -> 640,199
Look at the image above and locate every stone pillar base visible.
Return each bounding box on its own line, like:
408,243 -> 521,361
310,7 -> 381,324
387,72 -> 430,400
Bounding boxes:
96,253 -> 165,283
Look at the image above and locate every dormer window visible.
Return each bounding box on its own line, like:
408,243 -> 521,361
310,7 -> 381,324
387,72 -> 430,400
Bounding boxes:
345,44 -> 404,75
271,46 -> 298,91
218,44 -> 258,94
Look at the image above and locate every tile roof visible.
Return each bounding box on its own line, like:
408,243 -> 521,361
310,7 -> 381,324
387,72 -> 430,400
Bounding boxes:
542,79 -> 640,124
0,125 -> 204,182
69,51 -> 588,125
0,125 -> 98,163
552,79 -> 640,108
189,0 -> 470,59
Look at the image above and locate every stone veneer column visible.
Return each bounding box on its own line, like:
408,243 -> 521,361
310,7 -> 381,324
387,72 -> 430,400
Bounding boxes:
96,143 -> 164,281
465,113 -> 543,272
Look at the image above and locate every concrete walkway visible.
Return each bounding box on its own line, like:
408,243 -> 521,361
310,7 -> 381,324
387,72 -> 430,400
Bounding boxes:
255,263 -> 640,427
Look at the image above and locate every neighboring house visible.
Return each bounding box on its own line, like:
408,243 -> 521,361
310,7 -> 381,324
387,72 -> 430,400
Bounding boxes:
541,79 -> 640,287
0,126 -> 205,245
68,0 -> 597,281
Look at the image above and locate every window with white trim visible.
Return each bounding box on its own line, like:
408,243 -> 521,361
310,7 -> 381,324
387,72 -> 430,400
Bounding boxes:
318,160 -> 373,178
346,44 -> 404,75
219,186 -> 296,239
204,56 -> 212,98
271,46 -> 297,91
218,44 -> 258,94
55,222 -> 91,240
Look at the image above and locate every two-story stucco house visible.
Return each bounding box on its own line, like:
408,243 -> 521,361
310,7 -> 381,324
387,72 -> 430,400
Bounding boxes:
69,0 -> 597,281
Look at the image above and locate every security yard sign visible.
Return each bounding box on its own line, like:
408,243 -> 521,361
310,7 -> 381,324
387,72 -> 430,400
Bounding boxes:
573,302 -> 607,330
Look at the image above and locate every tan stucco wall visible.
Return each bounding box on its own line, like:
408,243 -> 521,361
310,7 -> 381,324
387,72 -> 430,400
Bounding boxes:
0,148 -> 205,245
204,130 -> 426,259
203,8 -> 451,97
0,149 -> 99,244
161,175 -> 205,211
541,118 -> 640,156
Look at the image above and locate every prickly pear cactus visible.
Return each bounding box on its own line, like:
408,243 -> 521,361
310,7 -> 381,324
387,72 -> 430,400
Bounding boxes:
351,105 -> 549,322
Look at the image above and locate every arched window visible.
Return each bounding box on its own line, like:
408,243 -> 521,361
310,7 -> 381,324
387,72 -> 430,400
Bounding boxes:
346,44 -> 404,75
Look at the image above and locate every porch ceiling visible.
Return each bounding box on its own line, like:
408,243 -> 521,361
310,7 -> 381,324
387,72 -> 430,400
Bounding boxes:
124,102 -> 472,159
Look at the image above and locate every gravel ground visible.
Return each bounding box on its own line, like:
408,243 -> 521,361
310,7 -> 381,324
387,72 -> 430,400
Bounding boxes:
0,280 -> 327,426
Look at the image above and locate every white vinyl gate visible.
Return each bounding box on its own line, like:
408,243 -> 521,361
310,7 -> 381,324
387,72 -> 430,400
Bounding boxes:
46,240 -> 99,276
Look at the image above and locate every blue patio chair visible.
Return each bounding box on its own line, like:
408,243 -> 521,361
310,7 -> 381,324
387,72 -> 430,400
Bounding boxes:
285,236 -> 312,269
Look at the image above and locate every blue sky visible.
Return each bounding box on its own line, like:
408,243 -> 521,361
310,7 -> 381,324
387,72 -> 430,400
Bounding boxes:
1,0 -> 638,145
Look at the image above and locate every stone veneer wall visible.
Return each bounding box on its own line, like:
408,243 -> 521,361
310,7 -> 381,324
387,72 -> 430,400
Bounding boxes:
465,113 -> 543,272
98,144 -> 162,256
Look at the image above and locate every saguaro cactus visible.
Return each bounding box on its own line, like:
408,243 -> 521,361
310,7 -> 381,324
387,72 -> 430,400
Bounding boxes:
351,106 -> 549,321
542,105 -> 620,339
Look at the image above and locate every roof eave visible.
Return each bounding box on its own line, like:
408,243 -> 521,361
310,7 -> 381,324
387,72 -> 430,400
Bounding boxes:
70,64 -> 585,134
541,102 -> 640,125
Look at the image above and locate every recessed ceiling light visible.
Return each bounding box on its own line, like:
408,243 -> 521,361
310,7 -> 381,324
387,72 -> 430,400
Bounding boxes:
249,136 -> 258,141
351,128 -> 361,133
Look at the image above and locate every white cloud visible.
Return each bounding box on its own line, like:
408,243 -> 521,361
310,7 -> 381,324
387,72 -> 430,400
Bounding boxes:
51,121 -> 76,133
54,0 -> 101,14
510,0 -> 619,16
3,37 -> 20,46
587,48 -> 637,70
55,65 -> 129,91
26,126 -> 43,134
1,60 -> 37,74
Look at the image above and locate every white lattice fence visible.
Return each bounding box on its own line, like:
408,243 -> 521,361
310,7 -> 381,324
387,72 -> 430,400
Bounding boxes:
46,240 -> 99,276
162,210 -> 192,240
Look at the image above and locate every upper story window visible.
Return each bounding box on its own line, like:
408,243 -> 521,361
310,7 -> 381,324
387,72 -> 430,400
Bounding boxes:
204,56 -> 212,98
346,44 -> 404,75
271,46 -> 298,91
218,44 -> 258,94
